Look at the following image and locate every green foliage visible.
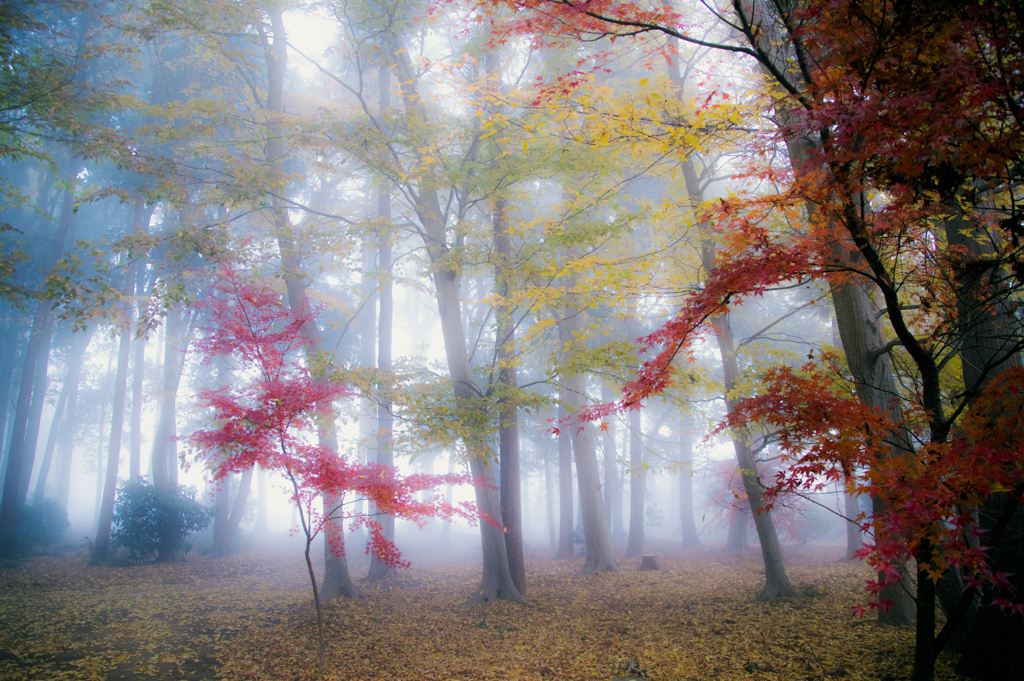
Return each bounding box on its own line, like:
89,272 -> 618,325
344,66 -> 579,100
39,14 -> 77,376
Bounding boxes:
16,499 -> 69,554
110,479 -> 211,564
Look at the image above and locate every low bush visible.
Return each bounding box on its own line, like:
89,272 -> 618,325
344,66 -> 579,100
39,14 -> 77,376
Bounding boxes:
110,479 -> 211,563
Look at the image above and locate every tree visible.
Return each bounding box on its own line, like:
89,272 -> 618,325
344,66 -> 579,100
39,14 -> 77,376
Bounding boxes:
494,2 -> 1024,678
187,266 -> 480,671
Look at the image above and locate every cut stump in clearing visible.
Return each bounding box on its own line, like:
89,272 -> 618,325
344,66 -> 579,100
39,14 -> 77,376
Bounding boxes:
639,555 -> 660,571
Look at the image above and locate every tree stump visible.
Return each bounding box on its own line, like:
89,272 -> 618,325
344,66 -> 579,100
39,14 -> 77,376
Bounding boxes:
639,555 -> 660,571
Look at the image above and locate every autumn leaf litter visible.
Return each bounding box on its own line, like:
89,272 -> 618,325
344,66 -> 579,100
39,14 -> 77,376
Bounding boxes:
0,545 -> 967,680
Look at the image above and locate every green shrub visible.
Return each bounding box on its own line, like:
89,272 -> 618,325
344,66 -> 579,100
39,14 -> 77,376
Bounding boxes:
111,479 -> 211,563
17,499 -> 69,554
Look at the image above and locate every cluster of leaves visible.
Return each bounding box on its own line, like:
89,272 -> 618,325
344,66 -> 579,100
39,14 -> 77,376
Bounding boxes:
109,479 -> 211,564
186,267 -> 483,564
715,361 -> 1024,616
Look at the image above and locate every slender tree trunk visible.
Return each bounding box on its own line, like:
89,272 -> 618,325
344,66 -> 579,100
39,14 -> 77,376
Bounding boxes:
0,159 -> 78,555
714,310 -> 796,600
93,261 -> 136,560
559,287 -> 620,575
57,327 -> 94,511
151,304 -> 184,493
553,400 -> 575,559
367,141 -> 396,582
493,189 -> 526,594
679,419 -> 701,548
544,430 -> 556,550
385,29 -> 523,605
625,314 -> 645,558
440,450 -> 455,546
31,377 -> 68,505
265,10 -> 359,600
844,487 -> 863,560
130,255 -> 147,482
600,382 -> 617,532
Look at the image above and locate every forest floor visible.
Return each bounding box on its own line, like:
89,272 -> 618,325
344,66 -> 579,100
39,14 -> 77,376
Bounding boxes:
0,537 -> 968,681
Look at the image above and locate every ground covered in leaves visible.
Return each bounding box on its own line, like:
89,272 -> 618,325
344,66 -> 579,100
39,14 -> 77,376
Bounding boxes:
0,539 -> 967,681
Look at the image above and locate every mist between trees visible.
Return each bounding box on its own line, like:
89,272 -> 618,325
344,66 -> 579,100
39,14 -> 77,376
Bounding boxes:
0,1 -> 1022,680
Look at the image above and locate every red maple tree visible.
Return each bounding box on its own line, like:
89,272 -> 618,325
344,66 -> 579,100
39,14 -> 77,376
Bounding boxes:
186,266 -> 481,670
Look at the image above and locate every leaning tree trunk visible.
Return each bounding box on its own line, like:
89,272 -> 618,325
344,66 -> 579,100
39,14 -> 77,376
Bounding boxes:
553,398 -> 575,560
265,9 -> 360,600
714,311 -> 796,600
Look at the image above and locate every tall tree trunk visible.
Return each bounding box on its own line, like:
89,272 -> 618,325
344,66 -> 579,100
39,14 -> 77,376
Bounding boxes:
93,261 -> 136,560
625,314 -> 645,558
0,159 -> 78,556
150,304 -> 186,493
844,487 -> 863,560
493,189 -> 526,594
367,134 -> 396,582
264,10 -> 359,600
553,400 -> 575,559
30,368 -> 67,505
57,327 -> 94,511
679,417 -> 701,548
385,29 -> 523,605
544,429 -> 556,550
600,382 -> 617,532
130,249 -> 147,482
559,287 -> 620,575
713,310 -> 796,600
941,205 -> 1024,679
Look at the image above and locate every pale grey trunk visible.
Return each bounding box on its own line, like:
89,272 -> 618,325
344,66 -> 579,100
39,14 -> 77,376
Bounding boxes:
559,294 -> 620,575
385,30 -> 523,604
93,261 -> 136,559
679,418 -> 701,548
57,327 -> 94,510
265,10 -> 358,600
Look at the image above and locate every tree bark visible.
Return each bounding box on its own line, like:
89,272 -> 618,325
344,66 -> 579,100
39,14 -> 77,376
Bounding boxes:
367,135 -> 396,582
553,399 -> 575,559
57,326 -> 94,511
384,29 -> 524,605
559,289 -> 620,575
714,310 -> 797,601
625,315 -> 645,558
0,158 -> 78,556
493,190 -> 527,594
679,418 -> 701,549
93,261 -> 136,560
